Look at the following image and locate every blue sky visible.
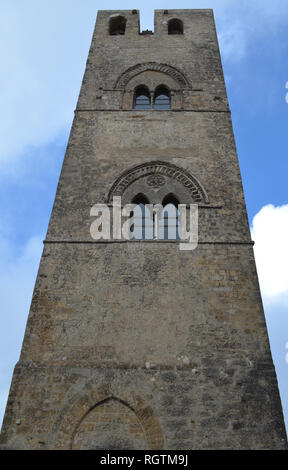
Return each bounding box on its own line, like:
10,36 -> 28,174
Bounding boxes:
0,0 -> 288,437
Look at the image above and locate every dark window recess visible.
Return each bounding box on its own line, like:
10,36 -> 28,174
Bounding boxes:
109,16 -> 127,35
168,19 -> 184,35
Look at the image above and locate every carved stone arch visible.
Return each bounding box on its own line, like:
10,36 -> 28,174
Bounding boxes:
107,161 -> 209,204
115,62 -> 190,89
51,383 -> 165,450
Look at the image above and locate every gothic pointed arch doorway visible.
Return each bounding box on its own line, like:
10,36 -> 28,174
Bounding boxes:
72,397 -> 147,450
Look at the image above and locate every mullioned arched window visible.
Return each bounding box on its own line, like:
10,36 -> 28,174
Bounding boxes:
108,161 -> 208,240
130,192 -> 181,240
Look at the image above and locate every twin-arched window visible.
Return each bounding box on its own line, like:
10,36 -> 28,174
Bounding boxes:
133,86 -> 171,110
130,193 -> 180,240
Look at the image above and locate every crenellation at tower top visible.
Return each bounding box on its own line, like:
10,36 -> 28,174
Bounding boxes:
94,9 -> 215,35
93,9 -> 217,44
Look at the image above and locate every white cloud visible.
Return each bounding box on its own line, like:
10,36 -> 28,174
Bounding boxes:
250,205 -> 288,428
251,204 -> 288,301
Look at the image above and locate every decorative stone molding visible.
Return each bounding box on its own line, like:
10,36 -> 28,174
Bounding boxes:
51,383 -> 165,450
146,174 -> 166,188
115,62 -> 190,89
107,161 -> 209,203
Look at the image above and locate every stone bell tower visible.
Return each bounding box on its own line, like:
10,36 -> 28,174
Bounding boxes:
1,9 -> 287,450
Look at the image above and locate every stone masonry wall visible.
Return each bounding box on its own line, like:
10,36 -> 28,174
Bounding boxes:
1,10 -> 287,449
